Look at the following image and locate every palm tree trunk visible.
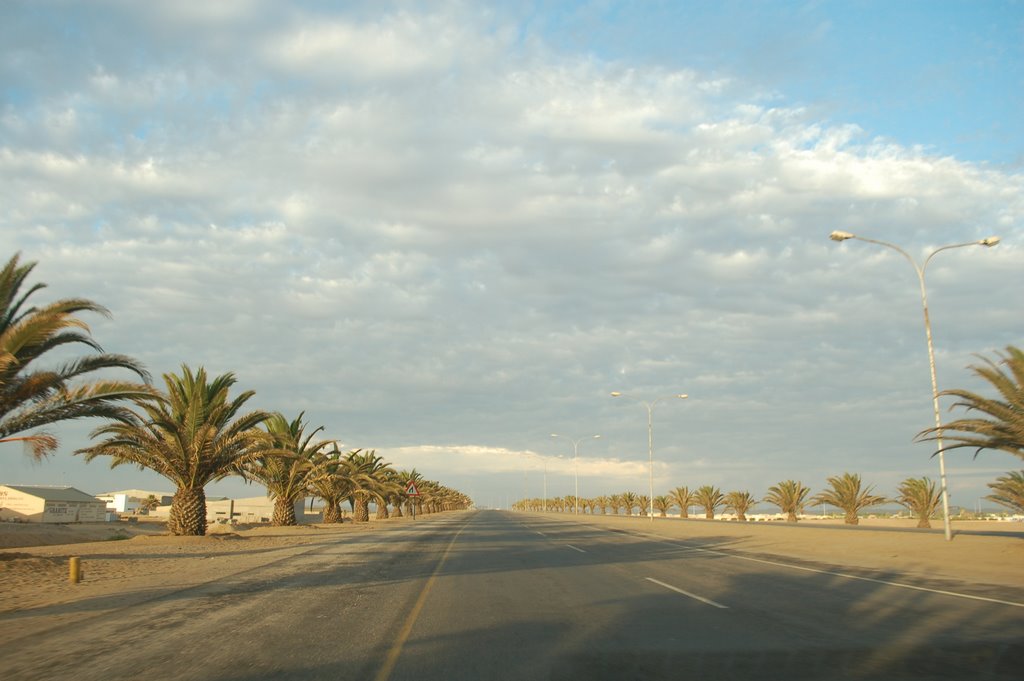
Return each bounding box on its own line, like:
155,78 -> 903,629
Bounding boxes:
917,515 -> 931,529
272,498 -> 297,526
375,500 -> 389,519
845,511 -> 859,525
323,502 -> 342,523
680,507 -> 689,519
354,496 -> 370,522
705,508 -> 714,519
787,511 -> 798,522
169,487 -> 207,536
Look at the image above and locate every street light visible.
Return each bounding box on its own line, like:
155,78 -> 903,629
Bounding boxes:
550,434 -> 600,514
829,230 -> 1000,541
610,392 -> 688,521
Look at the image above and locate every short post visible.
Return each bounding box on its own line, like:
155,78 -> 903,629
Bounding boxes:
69,556 -> 82,584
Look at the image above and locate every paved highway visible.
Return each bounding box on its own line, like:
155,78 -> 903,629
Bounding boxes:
2,510 -> 1021,680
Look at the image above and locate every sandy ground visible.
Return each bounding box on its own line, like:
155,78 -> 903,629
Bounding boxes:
1,513 -> 1020,620
0,516 -> 418,616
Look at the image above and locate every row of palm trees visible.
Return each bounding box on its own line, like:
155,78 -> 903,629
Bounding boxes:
0,253 -> 469,536
77,371 -> 471,535
514,473 -> 956,528
512,343 -> 1024,523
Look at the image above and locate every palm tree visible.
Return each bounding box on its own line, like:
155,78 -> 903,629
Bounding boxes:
594,495 -> 609,514
308,448 -> 369,523
420,479 -> 465,514
395,469 -> 424,517
724,491 -> 756,521
374,468 -> 405,519
621,491 -> 638,516
811,473 -> 888,526
138,494 -> 161,514
608,494 -> 622,515
637,494 -> 651,517
894,477 -> 941,528
1,253 -> 152,458
917,346 -> 1024,461
694,485 -> 724,519
763,480 -> 811,522
76,365 -> 271,535
345,450 -> 397,522
986,471 -> 1024,514
668,486 -> 695,519
241,412 -> 336,526
653,495 -> 672,517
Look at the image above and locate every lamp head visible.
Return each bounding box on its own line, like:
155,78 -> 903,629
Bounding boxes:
610,391 -> 622,397
829,230 -> 855,242
980,236 -> 1000,247
592,434 -> 601,439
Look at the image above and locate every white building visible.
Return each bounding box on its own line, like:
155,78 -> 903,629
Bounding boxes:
149,495 -> 307,524
0,485 -> 108,523
95,489 -> 173,514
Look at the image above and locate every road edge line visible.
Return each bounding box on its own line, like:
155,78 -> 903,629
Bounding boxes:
373,514 -> 473,681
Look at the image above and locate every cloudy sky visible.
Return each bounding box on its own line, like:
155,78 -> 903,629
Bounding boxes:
3,0 -> 1022,512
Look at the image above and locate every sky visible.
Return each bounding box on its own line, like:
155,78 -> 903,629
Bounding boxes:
2,0 -> 1022,513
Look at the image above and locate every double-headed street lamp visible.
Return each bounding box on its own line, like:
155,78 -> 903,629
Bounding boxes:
829,230 -> 1000,541
550,434 -> 600,514
610,392 -> 688,521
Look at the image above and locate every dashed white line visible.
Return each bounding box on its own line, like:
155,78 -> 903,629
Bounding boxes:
565,544 -> 586,553
646,577 -> 729,609
632,530 -> 1024,610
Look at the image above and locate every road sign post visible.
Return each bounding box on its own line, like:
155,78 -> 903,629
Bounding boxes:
405,481 -> 420,519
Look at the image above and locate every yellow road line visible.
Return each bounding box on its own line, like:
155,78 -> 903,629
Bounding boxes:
373,518 -> 471,681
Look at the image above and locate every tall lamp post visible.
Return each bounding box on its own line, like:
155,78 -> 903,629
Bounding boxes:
610,392 -> 688,521
550,434 -> 600,514
829,230 -> 1000,542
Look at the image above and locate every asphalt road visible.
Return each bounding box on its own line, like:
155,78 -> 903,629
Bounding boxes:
2,510 -> 1021,680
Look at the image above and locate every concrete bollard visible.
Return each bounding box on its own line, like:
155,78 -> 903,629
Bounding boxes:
69,556 -> 81,584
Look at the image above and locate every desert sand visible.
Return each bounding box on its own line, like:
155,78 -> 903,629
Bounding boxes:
1,513 -> 1021,622
0,517 -> 416,617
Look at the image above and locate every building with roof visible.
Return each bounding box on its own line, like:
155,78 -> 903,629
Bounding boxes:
95,489 -> 174,514
149,495 -> 309,524
0,485 -> 108,523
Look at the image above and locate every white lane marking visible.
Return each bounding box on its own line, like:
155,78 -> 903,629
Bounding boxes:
565,544 -> 586,553
633,530 -> 1024,610
646,577 -> 728,609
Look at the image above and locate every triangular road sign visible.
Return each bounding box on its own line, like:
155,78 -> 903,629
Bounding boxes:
405,481 -> 420,497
